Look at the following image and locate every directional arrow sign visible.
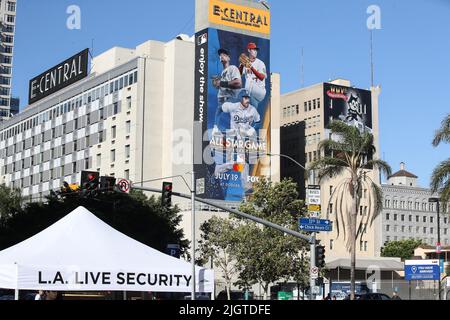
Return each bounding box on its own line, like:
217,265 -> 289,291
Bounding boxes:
299,218 -> 332,232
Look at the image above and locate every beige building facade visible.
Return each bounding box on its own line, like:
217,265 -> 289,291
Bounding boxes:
281,79 -> 383,260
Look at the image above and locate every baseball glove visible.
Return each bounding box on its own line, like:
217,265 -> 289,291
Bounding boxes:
211,75 -> 221,89
239,53 -> 252,69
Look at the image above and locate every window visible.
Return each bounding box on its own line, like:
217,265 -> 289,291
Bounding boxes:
84,158 -> 89,170
99,131 -> 104,143
394,214 -> 397,221
364,242 -> 368,252
125,145 -> 130,158
416,226 -> 420,234
72,162 -> 77,173
430,217 -> 434,224
111,126 -> 116,139
409,226 -> 412,233
74,140 -> 78,152
126,121 -> 131,135
330,240 -> 334,250
386,236 -> 390,242
401,226 -> 405,233
386,213 -> 390,220
394,225 -> 398,232
386,225 -> 390,232
445,218 -> 448,224
7,2 -> 15,11
6,15 -> 15,23
423,227 -> 427,234
430,228 -> 434,234
444,229 -> 448,235
401,215 -> 405,222
96,154 -> 101,167
423,216 -> 427,223
124,169 -> 130,180
416,215 -> 419,223
328,203 -> 333,214
110,149 -> 116,162
409,215 -> 412,222
113,102 -> 119,115
127,96 -> 132,110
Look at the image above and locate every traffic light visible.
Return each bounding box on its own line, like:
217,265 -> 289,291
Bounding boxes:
315,245 -> 326,268
161,182 -> 173,208
81,171 -> 100,191
100,176 -> 116,192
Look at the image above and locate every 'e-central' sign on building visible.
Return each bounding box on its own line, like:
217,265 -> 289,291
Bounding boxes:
29,49 -> 89,105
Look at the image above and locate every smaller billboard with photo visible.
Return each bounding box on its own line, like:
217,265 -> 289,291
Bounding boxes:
323,83 -> 372,133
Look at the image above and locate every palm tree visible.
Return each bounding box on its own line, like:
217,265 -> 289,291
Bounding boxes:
308,121 -> 391,300
431,114 -> 450,207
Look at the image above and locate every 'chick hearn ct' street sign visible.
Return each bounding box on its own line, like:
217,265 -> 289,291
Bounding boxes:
298,218 -> 332,232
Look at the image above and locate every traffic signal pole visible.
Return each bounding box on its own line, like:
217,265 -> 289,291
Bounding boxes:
310,232 -> 316,301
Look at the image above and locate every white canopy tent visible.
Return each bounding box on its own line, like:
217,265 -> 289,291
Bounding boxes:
0,206 -> 214,298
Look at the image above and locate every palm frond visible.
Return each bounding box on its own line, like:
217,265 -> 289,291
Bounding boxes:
430,158 -> 450,193
363,159 -> 392,178
432,114 -> 450,147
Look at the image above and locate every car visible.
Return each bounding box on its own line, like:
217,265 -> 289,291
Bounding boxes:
344,293 -> 391,300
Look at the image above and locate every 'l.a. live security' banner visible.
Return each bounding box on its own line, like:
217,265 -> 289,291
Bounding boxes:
209,0 -> 270,35
1,266 -> 214,293
29,48 -> 89,105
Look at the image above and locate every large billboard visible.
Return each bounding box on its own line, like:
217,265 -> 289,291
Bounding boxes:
29,49 -> 89,105
323,83 -> 372,133
194,28 -> 271,201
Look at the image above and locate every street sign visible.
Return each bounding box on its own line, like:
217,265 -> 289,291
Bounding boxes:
307,204 -> 321,212
405,260 -> 440,281
278,291 -> 293,300
307,186 -> 321,206
299,218 -> 332,232
117,179 -> 131,193
310,266 -> 319,279
309,211 -> 321,218
436,242 -> 442,254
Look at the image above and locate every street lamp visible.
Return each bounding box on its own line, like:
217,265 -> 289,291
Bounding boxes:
429,197 -> 441,300
266,153 -> 316,300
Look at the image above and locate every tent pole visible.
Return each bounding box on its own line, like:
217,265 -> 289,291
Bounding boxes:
14,263 -> 19,301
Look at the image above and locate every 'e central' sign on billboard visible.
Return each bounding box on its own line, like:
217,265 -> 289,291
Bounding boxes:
29,48 -> 89,105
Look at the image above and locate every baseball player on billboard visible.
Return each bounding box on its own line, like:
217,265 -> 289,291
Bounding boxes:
239,42 -> 267,110
212,48 -> 242,108
212,90 -> 261,191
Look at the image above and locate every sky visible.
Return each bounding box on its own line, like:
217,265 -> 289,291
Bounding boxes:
11,0 -> 450,187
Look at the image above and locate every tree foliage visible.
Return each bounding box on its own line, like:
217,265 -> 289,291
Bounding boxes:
198,179 -> 309,300
431,114 -> 450,207
0,188 -> 189,257
381,239 -> 423,261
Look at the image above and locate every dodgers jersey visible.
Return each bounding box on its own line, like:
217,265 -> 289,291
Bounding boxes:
218,65 -> 241,100
222,101 -> 261,132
